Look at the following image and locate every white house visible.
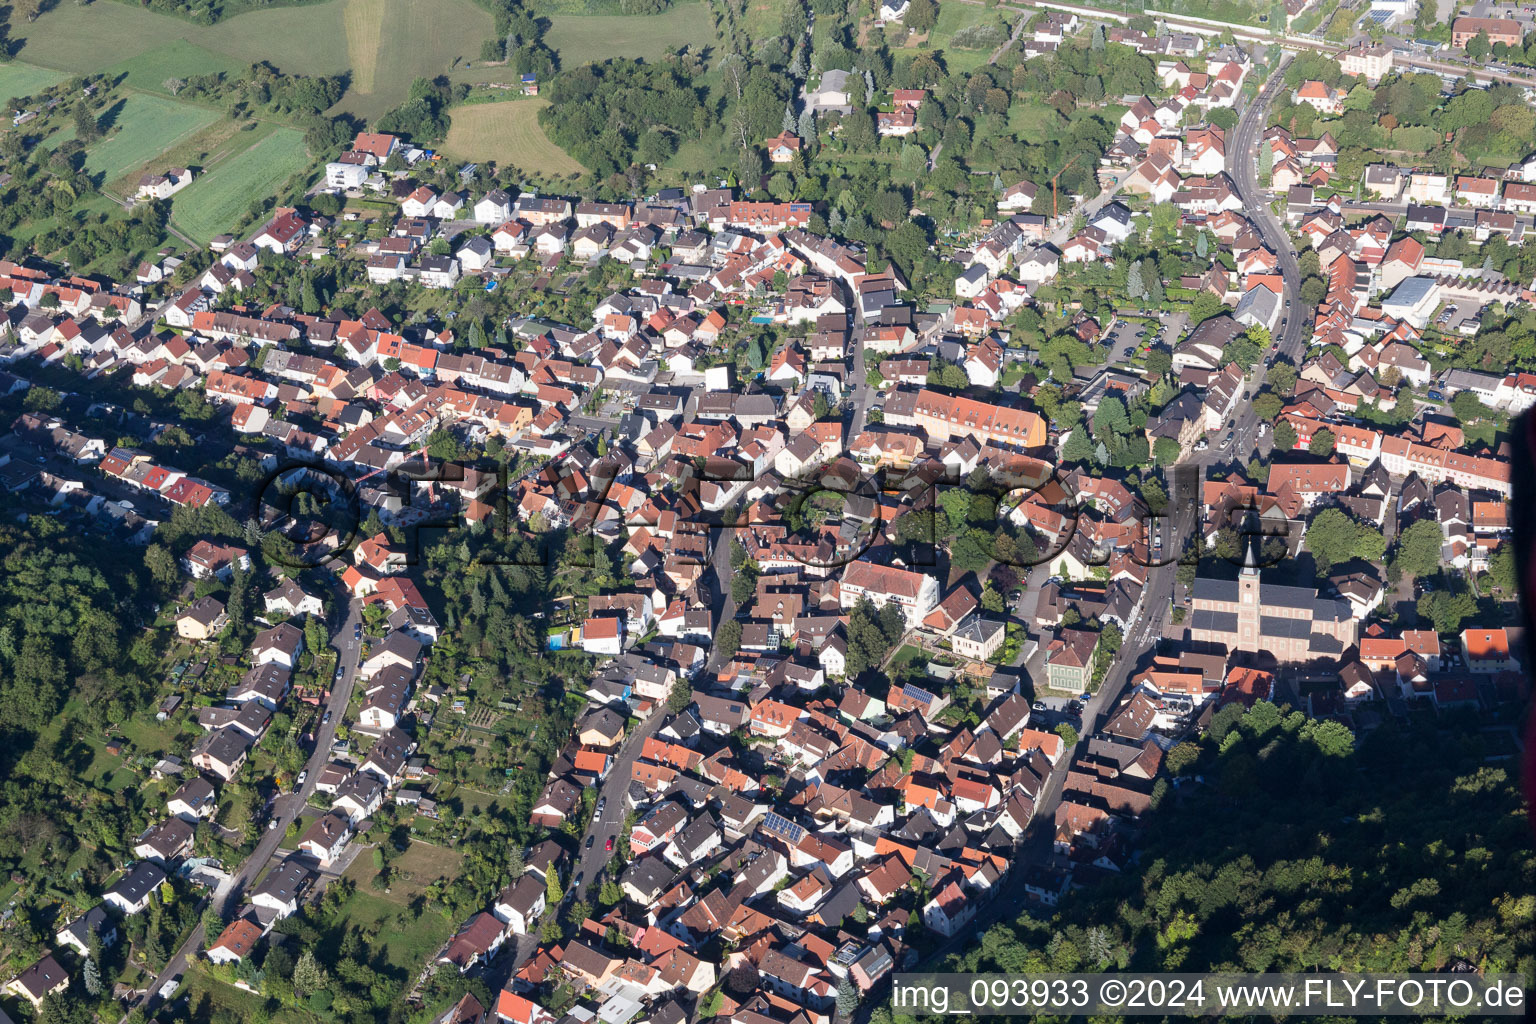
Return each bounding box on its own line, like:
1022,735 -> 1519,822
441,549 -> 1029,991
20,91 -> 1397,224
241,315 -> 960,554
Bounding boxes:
492,873 -> 547,933
103,862 -> 166,916
457,236 -> 494,273
581,616 -> 624,655
474,189 -> 514,224
325,162 -> 368,190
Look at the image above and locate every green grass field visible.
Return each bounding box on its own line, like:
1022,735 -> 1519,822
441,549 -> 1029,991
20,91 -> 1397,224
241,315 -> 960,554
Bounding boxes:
440,99 -> 584,176
15,0 -> 485,117
0,63 -> 66,107
171,127 -> 311,242
1006,100 -> 1066,138
342,840 -> 463,901
544,2 -> 716,66
102,116 -> 279,195
332,890 -> 456,971
103,40 -> 246,94
83,94 -> 219,183
14,1 -> 350,77
740,0 -> 789,46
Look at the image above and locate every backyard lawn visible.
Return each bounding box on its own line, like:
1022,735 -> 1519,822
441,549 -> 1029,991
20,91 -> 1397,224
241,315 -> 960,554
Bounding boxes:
740,0 -> 790,46
343,840 -> 463,903
183,967 -> 325,1024
892,3 -> 1012,73
171,127 -> 312,243
333,889 -> 456,971
440,99 -> 584,177
543,3 -> 716,66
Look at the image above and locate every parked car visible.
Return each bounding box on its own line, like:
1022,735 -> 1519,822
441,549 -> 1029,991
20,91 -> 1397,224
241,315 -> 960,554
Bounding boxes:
297,770 -> 307,785
585,835 -> 595,850
268,818 -> 278,831
605,836 -> 615,852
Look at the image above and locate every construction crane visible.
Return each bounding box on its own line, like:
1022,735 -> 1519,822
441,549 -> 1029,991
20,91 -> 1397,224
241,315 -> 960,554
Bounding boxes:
1048,155 -> 1079,222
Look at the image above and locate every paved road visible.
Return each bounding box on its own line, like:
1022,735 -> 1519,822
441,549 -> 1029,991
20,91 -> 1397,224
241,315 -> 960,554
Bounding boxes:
1223,53 -> 1306,459
133,593 -> 364,1015
848,315 -> 872,439
568,711 -> 668,904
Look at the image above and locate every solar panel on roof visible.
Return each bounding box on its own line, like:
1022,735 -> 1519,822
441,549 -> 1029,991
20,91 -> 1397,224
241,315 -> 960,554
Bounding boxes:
761,811 -> 806,843
902,683 -> 936,702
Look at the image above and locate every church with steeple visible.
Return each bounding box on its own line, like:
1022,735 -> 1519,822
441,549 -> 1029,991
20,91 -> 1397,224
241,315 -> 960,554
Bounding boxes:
1186,541 -> 1359,662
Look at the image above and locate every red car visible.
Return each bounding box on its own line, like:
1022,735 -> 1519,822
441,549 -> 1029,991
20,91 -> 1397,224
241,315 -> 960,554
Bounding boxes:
605,836 -> 614,852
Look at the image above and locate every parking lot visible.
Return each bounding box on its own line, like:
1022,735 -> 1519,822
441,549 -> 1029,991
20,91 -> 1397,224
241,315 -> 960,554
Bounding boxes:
1101,309 -> 1185,371
1101,320 -> 1148,367
1031,695 -> 1084,732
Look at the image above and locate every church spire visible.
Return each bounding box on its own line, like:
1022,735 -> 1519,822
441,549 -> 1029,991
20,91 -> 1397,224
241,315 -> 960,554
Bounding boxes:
1241,535 -> 1261,576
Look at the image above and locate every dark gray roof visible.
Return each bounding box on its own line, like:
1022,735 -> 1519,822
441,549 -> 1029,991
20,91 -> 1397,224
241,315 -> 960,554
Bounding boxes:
1263,582 -> 1322,611
60,905 -> 114,948
1259,615 -> 1316,640
1308,633 -> 1345,654
1190,609 -> 1238,634
817,881 -> 863,928
253,857 -> 315,904
620,854 -> 677,898
1190,578 -> 1238,603
107,861 -> 167,905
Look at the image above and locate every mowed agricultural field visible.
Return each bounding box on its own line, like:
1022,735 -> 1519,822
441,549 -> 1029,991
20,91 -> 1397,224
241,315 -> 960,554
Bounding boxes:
13,1 -> 350,78
103,40 -> 246,95
544,2 -> 716,66
440,100 -> 584,176
14,0 -> 487,117
84,94 -> 220,184
103,117 -> 288,196
171,128 -> 311,243
333,0 -> 493,121
0,63 -> 65,106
